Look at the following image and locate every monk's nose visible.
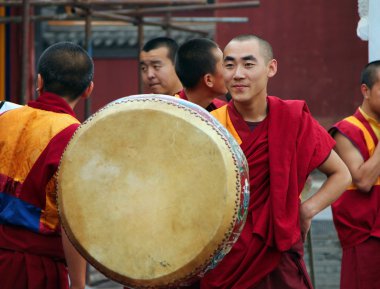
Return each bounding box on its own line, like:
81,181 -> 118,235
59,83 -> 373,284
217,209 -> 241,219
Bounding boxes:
233,65 -> 245,79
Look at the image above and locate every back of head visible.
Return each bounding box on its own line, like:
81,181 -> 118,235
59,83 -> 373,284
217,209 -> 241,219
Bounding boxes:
175,38 -> 218,89
142,37 -> 178,64
229,34 -> 274,63
37,42 -> 94,100
361,60 -> 380,89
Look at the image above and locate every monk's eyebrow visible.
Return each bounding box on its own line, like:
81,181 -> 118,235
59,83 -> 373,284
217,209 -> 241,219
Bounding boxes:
242,55 -> 257,62
140,60 -> 162,65
224,55 -> 258,62
224,56 -> 235,62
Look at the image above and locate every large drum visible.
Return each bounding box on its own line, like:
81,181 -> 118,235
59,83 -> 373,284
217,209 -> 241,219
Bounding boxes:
57,95 -> 249,288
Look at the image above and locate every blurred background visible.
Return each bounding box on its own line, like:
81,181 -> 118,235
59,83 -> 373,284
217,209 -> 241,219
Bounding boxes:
0,0 -> 369,125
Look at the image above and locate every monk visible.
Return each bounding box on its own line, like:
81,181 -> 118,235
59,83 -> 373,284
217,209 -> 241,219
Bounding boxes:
0,42 -> 94,289
174,38 -> 227,112
140,37 -> 182,96
198,34 -> 351,289
329,60 -> 380,289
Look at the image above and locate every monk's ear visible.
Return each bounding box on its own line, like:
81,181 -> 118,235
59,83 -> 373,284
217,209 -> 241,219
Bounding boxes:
267,59 -> 277,78
81,81 -> 94,99
361,83 -> 370,100
203,73 -> 214,88
36,74 -> 44,95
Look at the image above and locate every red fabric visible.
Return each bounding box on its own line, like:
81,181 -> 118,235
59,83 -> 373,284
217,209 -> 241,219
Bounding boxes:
177,89 -> 226,112
8,7 -> 35,103
266,97 -> 334,250
254,239 -> 312,289
201,96 -> 334,289
28,92 -> 77,117
330,109 -> 377,161
0,249 -> 68,289
177,89 -> 187,99
0,225 -> 68,289
330,109 -> 380,248
227,96 -> 334,250
332,185 -> 380,248
0,225 -> 65,260
200,101 -> 280,289
340,237 -> 380,289
331,120 -> 370,160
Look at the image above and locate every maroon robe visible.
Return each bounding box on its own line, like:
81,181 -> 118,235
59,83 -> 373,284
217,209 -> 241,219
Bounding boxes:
0,92 -> 80,289
330,109 -> 380,289
199,96 -> 335,289
340,237 -> 380,289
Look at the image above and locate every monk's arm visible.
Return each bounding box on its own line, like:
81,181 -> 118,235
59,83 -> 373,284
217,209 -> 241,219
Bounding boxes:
62,226 -> 87,289
334,132 -> 380,193
299,150 -> 351,241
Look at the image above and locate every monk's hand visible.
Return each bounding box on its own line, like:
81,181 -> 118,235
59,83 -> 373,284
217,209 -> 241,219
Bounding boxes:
299,202 -> 313,242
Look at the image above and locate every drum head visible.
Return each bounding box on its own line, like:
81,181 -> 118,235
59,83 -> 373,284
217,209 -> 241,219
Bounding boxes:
57,95 -> 248,288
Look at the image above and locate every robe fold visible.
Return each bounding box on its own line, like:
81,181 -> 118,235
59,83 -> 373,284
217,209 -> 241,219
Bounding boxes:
199,96 -> 334,289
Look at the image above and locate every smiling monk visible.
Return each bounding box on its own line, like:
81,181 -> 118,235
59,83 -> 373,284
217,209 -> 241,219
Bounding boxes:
197,34 -> 352,289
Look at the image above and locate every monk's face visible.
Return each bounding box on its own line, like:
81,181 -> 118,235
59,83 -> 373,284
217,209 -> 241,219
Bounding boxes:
210,47 -> 228,96
140,47 -> 181,95
223,39 -> 277,103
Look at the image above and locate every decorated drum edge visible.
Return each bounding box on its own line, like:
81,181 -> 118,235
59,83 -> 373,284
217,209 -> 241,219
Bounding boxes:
56,95 -> 250,289
198,106 -> 250,274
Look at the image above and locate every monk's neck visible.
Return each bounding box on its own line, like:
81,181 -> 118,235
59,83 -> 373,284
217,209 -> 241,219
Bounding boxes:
234,97 -> 268,122
168,82 -> 183,96
361,102 -> 380,123
184,88 -> 213,109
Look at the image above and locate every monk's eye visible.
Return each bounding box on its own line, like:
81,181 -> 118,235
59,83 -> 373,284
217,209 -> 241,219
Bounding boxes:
224,63 -> 234,69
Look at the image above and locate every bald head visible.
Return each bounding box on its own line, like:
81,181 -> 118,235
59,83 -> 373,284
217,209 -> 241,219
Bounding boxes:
226,34 -> 274,63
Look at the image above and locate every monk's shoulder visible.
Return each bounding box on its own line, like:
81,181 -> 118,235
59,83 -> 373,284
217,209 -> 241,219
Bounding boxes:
268,96 -> 308,119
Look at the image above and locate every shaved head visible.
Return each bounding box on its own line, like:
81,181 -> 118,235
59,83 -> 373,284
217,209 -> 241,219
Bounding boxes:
226,34 -> 273,63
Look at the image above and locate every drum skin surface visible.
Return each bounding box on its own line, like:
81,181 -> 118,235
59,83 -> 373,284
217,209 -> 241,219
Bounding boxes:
57,95 -> 249,288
